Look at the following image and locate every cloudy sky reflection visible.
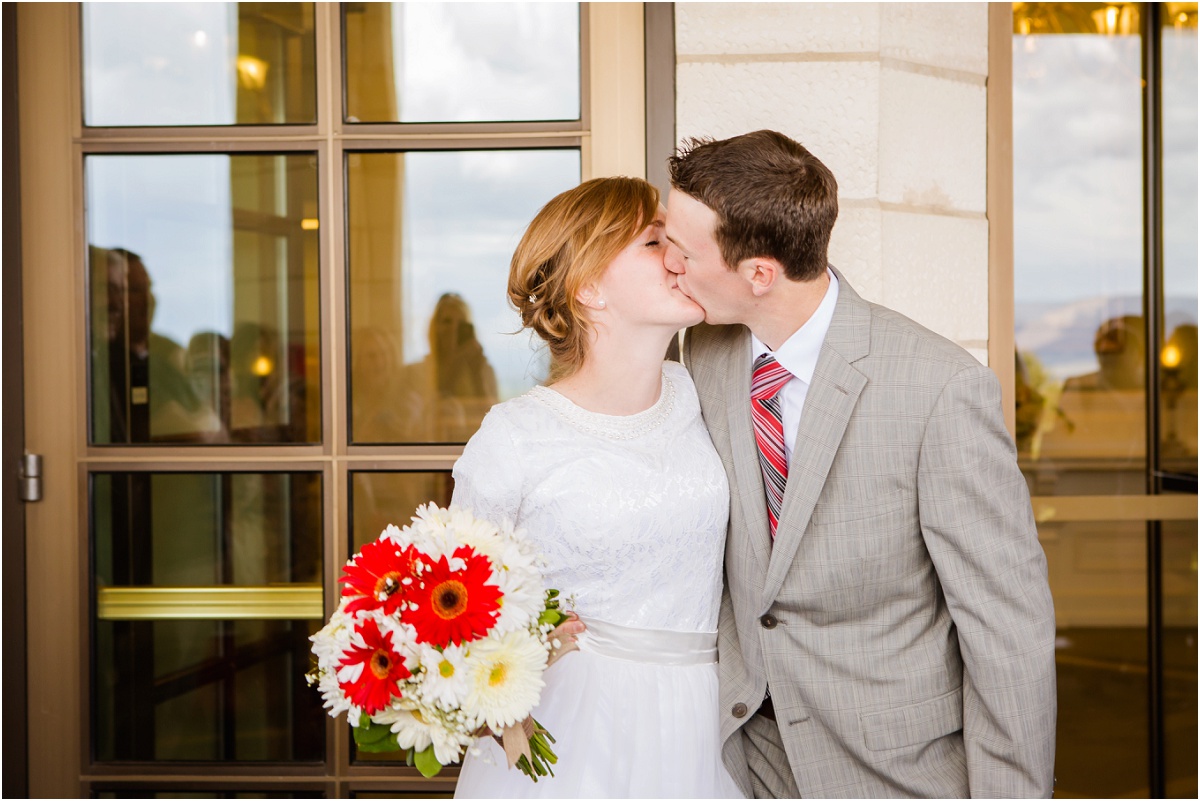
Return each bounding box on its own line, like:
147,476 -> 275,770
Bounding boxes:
1013,32 -> 1197,378
386,3 -> 579,123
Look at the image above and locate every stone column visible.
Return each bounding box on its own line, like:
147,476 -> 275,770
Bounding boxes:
675,3 -> 991,364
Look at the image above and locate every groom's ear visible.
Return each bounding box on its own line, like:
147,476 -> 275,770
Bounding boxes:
737,258 -> 783,297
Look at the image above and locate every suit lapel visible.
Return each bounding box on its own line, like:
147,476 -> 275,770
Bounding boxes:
723,327 -> 774,582
761,267 -> 871,610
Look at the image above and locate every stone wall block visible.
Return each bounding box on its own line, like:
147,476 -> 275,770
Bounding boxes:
676,61 -> 881,199
880,3 -> 988,74
880,210 -> 989,344
829,203 -> 883,303
676,3 -> 881,56
878,67 -> 986,213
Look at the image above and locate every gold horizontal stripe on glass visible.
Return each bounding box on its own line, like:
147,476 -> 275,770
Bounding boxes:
1032,494 -> 1198,523
96,584 -> 323,621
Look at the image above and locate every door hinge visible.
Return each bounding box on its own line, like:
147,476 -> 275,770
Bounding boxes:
18,453 -> 42,502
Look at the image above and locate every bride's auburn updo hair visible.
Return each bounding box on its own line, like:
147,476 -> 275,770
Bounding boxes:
509,176 -> 658,381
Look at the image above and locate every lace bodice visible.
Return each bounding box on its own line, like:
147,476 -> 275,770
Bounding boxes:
451,361 -> 729,633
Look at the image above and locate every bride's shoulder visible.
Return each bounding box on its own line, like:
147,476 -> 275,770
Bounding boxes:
663,359 -> 692,382
468,390 -> 556,445
663,360 -> 701,411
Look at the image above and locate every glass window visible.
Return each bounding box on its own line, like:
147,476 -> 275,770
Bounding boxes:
343,3 -> 580,124
93,791 -> 324,799
1163,520 -> 1199,798
346,149 -> 578,444
86,154 -> 321,445
1159,4 -> 1198,487
82,3 -> 317,127
1012,4 -> 1146,496
91,472 -> 324,763
1045,523 -> 1151,797
349,472 -> 454,560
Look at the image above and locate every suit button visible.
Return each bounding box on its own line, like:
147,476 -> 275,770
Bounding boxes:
761,614 -> 778,629
732,703 -> 748,718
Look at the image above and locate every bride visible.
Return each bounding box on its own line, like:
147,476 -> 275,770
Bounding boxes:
450,177 -> 742,798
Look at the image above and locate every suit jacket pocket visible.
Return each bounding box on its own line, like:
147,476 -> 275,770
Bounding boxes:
859,686 -> 963,752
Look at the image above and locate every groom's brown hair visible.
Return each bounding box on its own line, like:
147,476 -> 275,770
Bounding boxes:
668,130 -> 837,282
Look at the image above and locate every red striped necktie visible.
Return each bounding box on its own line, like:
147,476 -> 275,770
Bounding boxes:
751,353 -> 792,539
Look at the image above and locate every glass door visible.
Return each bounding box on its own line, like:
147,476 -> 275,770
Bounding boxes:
1011,3 -> 1197,796
18,3 -> 648,796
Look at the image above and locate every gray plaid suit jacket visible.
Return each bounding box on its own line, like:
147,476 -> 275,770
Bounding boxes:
683,268 -> 1057,798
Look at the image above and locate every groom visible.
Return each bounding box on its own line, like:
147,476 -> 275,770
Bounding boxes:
664,130 -> 1057,798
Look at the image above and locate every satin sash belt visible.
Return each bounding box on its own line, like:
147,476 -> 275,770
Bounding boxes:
577,617 -> 718,666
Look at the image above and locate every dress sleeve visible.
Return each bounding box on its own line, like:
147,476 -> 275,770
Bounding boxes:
450,406 -> 524,528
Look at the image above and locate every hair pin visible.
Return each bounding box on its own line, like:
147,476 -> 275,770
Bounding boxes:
528,293 -> 537,303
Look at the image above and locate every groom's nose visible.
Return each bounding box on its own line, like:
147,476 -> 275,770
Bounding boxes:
664,244 -> 684,274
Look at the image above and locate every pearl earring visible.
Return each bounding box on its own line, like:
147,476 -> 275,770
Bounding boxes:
597,299 -> 606,309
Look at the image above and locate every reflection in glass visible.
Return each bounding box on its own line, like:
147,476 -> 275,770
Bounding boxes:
350,472 -> 454,553
343,3 -> 579,123
350,793 -> 454,799
1040,519 -> 1149,797
1012,7 -> 1146,495
94,792 -> 324,799
83,3 -> 317,127
87,154 -> 321,445
1163,520 -> 1199,797
1160,5 -> 1199,484
347,149 -> 579,444
92,472 -> 324,762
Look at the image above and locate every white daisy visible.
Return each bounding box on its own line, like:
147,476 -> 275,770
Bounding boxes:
417,643 -> 471,710
429,718 -> 473,766
490,567 -> 545,635
464,630 -> 548,730
375,707 -> 433,753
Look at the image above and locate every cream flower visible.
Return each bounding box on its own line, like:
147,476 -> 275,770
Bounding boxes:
464,630 -> 548,730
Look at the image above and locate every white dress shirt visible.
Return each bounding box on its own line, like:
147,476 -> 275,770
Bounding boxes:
750,269 -> 839,465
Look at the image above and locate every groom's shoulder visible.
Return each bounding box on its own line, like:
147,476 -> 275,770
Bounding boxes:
858,297 -> 982,375
682,322 -> 744,362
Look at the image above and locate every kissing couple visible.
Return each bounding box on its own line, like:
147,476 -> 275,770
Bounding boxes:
451,130 -> 1058,799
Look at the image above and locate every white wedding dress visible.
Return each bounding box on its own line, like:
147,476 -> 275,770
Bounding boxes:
450,361 -> 743,799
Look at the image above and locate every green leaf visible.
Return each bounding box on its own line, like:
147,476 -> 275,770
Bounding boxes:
538,608 -> 567,628
353,720 -> 400,753
413,745 -> 443,778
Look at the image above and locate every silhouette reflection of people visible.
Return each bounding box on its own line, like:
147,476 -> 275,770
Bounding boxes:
352,326 -> 422,442
398,293 -> 499,442
1063,315 -> 1145,392
95,246 -> 216,442
185,331 -> 231,437
1047,315 -> 1148,495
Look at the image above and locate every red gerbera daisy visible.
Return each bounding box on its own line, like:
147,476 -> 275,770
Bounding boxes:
338,616 -> 412,715
401,546 -> 502,647
340,539 -> 420,616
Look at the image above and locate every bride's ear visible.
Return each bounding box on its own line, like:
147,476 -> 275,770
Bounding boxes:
576,284 -> 606,310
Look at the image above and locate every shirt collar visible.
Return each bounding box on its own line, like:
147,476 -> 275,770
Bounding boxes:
750,269 -> 839,385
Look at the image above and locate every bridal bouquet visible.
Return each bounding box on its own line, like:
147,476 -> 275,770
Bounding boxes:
308,503 -> 569,780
